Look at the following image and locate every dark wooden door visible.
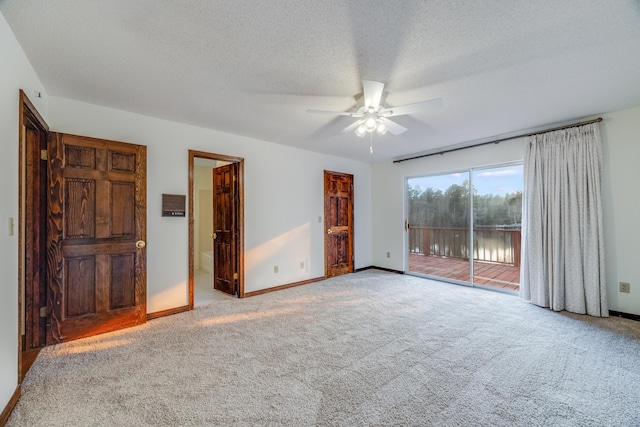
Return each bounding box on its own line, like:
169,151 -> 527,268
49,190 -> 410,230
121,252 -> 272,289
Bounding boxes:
47,133 -> 147,344
20,90 -> 50,381
23,111 -> 48,351
213,163 -> 238,295
324,170 -> 354,277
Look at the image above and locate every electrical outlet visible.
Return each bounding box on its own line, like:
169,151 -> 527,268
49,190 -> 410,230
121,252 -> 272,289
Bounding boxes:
300,261 -> 304,269
386,251 -> 390,258
274,265 -> 279,273
620,282 -> 630,293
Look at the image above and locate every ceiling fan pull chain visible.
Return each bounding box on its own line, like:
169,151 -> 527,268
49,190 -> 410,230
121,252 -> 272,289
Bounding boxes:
370,133 -> 374,154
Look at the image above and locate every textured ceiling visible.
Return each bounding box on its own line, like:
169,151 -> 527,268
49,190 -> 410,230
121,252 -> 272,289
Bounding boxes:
3,0 -> 640,162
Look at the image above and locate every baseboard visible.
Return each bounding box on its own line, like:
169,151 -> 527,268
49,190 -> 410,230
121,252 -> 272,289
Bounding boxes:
354,265 -> 404,275
147,305 -> 190,321
609,310 -> 640,322
243,276 -> 326,298
0,385 -> 21,427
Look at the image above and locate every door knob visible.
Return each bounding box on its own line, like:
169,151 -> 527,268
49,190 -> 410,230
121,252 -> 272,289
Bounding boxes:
136,240 -> 146,249
327,229 -> 332,235
210,233 -> 217,239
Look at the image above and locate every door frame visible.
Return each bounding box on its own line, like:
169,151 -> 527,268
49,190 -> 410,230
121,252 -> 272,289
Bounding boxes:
18,89 -> 49,382
188,150 -> 244,308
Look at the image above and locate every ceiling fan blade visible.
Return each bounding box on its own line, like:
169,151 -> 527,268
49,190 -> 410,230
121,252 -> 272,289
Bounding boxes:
339,119 -> 364,135
339,120 -> 362,135
379,117 -> 407,135
379,97 -> 443,117
307,109 -> 363,117
362,80 -> 384,110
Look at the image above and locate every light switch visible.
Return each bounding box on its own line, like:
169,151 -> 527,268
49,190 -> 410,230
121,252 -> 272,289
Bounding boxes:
8,217 -> 14,236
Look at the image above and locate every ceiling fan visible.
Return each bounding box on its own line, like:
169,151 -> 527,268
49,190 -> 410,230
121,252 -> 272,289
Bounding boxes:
307,80 -> 443,137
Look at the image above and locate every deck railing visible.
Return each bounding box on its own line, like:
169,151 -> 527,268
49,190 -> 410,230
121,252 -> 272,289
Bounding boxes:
408,227 -> 521,267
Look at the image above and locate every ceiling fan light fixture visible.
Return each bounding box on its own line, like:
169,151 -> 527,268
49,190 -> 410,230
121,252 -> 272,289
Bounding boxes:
364,116 -> 377,132
307,80 -> 442,143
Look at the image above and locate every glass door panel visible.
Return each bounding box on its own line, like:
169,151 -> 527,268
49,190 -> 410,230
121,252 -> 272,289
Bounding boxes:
472,165 -> 523,291
407,172 -> 471,283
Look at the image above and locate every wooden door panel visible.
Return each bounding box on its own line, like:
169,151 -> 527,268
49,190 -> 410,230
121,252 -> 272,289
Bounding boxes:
65,178 -> 96,238
110,151 -> 136,172
214,240 -> 233,294
48,133 -> 146,344
324,171 -> 354,277
334,233 -> 350,264
65,256 -> 96,317
65,145 -> 96,168
111,182 -> 135,236
110,253 -> 136,309
328,196 -> 350,227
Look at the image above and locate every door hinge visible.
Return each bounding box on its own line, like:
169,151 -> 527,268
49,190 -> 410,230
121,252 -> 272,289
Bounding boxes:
233,272 -> 238,280
39,306 -> 47,318
40,149 -> 48,160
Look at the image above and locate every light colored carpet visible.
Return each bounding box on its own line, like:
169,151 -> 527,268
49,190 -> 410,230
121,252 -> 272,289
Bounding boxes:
8,270 -> 640,426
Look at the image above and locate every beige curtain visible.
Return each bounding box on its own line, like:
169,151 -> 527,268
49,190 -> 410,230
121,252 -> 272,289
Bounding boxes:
520,123 -> 607,316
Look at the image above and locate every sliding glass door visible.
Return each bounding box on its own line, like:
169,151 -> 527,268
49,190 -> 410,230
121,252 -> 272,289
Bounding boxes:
406,164 -> 522,291
407,172 -> 471,283
471,166 -> 522,290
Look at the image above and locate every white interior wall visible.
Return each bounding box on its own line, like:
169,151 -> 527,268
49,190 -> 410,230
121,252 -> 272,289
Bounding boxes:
194,165 -> 214,270
372,106 -> 640,315
47,96 -> 373,311
0,10 -> 49,414
600,105 -> 640,315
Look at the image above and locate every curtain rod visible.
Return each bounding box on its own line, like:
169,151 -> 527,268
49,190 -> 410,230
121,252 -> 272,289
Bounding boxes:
393,117 -> 603,164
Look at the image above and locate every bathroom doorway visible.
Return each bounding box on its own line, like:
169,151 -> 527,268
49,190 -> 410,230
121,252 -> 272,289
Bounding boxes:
188,150 -> 244,308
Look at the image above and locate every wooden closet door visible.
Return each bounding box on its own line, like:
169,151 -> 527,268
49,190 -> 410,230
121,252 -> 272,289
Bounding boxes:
213,163 -> 238,295
324,170 -> 354,278
47,133 -> 147,344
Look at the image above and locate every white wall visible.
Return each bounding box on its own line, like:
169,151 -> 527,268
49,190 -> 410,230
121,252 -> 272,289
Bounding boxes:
601,105 -> 640,315
194,165 -> 214,270
47,97 -> 373,310
0,10 -> 49,415
371,107 -> 640,315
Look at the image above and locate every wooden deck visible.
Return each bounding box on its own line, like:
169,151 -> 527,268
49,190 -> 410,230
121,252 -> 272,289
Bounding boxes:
408,253 -> 520,291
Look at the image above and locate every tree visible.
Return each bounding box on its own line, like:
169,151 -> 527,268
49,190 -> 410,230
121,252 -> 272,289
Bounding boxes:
409,183 -> 521,229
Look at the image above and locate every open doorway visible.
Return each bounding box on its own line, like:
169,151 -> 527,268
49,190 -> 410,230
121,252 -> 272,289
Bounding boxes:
188,150 -> 244,308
